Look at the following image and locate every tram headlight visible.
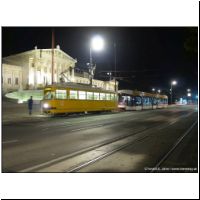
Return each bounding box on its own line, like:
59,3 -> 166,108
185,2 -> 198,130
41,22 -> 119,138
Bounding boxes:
43,103 -> 49,108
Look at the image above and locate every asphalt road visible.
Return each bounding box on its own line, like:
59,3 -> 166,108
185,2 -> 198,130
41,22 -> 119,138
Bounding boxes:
2,105 -> 198,172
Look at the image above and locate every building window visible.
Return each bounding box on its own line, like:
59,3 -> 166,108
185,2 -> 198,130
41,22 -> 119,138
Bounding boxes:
7,78 -> 11,84
69,67 -> 72,76
15,77 -> 19,85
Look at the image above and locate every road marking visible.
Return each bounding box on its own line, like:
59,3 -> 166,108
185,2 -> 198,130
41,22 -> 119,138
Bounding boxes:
3,140 -> 19,144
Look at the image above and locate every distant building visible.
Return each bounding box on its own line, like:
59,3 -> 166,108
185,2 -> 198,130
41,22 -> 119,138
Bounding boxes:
2,46 -> 118,93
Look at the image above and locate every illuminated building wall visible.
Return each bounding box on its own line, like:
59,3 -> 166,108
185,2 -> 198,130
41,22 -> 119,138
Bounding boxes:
2,46 -> 118,93
2,63 -> 23,93
2,46 -> 77,91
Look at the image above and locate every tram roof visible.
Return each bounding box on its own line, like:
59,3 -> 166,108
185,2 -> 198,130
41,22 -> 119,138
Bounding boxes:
44,83 -> 116,93
118,89 -> 168,99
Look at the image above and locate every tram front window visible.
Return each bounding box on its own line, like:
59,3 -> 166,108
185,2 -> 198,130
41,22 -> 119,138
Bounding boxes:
119,95 -> 126,104
44,91 -> 55,100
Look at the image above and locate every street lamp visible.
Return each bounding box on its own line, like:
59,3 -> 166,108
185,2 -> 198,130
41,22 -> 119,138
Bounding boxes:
158,89 -> 161,93
89,36 -> 104,85
152,88 -> 155,92
107,72 -> 112,81
170,80 -> 177,104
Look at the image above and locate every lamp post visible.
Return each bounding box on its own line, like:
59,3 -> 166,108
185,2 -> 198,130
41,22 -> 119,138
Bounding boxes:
89,36 -> 104,85
107,72 -> 112,81
170,80 -> 177,104
114,42 -> 117,92
187,89 -> 192,104
51,28 -> 55,85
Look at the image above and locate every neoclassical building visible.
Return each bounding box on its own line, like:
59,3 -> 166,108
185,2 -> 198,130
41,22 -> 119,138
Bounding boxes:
2,46 -> 118,93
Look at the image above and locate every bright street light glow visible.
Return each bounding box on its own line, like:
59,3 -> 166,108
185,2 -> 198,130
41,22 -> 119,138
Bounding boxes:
152,88 -> 155,92
172,80 -> 177,85
187,93 -> 191,97
187,89 -> 191,92
91,36 -> 104,51
158,89 -> 161,93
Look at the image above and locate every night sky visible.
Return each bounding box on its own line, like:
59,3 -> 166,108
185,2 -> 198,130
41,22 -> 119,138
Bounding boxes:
2,27 -> 198,98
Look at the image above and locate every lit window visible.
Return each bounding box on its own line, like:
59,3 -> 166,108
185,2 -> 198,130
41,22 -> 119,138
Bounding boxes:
100,93 -> 106,100
56,89 -> 66,99
70,90 -> 78,99
44,91 -> 55,100
94,92 -> 100,100
87,92 -> 93,100
111,94 -> 115,100
79,91 -> 86,100
106,93 -> 111,100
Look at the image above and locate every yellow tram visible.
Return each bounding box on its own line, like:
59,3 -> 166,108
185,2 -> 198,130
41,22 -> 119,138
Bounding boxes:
41,83 -> 118,114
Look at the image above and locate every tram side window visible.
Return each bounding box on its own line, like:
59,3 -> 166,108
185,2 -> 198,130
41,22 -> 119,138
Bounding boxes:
56,89 -> 66,99
94,92 -> 100,100
79,91 -> 86,100
110,94 -> 115,100
70,90 -> 78,99
100,93 -> 106,100
135,96 -> 142,105
106,93 -> 111,100
126,96 -> 132,106
143,97 -> 151,105
87,92 -> 93,100
44,91 -> 55,99
153,98 -> 157,105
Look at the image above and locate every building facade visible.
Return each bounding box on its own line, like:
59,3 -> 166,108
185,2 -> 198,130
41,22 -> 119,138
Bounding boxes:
2,63 -> 23,92
2,46 -> 118,93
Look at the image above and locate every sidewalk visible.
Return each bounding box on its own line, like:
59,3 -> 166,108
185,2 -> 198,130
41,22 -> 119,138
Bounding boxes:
2,99 -> 48,124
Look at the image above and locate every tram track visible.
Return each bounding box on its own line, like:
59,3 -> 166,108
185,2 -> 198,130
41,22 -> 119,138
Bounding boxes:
19,124 -> 157,172
19,112 -> 190,172
66,115 -> 197,173
3,107 -> 196,172
40,110 -> 194,134
150,120 -> 198,172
